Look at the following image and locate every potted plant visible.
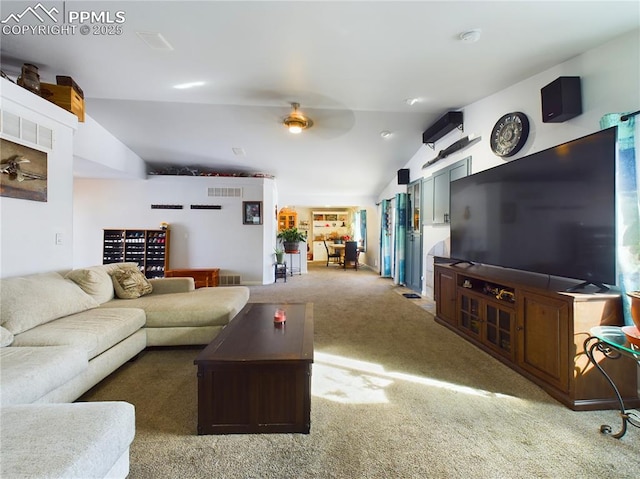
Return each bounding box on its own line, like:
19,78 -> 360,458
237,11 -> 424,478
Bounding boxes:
274,246 -> 285,264
277,227 -> 306,253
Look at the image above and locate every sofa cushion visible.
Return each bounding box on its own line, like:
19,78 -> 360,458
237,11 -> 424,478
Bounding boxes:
1,401 -> 135,479
101,286 -> 250,328
0,272 -> 99,334
112,267 -> 153,299
66,266 -> 115,304
0,346 -> 87,405
149,277 -> 195,294
11,308 -> 146,360
0,326 -> 13,347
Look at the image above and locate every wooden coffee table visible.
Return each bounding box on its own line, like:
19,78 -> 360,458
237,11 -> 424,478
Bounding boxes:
194,302 -> 313,434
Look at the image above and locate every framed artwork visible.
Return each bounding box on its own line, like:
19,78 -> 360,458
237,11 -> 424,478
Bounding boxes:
243,201 -> 262,225
0,138 -> 48,202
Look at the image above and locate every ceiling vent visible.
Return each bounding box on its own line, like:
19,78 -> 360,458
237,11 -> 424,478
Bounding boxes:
136,32 -> 174,51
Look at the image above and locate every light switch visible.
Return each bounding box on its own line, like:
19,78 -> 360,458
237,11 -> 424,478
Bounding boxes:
55,233 -> 63,245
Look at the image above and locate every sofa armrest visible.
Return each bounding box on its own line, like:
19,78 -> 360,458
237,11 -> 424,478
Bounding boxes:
149,277 -> 195,294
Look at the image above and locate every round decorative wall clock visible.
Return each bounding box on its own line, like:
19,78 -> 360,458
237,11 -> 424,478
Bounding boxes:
490,112 -> 530,157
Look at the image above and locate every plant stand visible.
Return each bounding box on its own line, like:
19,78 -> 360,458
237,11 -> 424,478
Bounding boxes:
274,262 -> 287,282
287,251 -> 302,276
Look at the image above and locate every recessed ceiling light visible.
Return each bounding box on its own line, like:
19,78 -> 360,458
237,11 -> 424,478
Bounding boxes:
136,31 -> 174,50
380,131 -> 391,138
405,98 -> 419,106
459,29 -> 482,43
173,81 -> 205,90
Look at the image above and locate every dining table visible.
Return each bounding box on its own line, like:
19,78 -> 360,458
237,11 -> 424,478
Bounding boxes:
330,243 -> 363,265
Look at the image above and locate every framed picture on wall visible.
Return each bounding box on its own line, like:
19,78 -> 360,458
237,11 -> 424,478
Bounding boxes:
243,201 -> 262,225
0,138 -> 48,202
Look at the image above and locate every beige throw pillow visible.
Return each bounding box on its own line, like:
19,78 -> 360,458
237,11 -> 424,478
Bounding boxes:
65,266 -> 115,304
111,268 -> 153,299
0,326 -> 14,347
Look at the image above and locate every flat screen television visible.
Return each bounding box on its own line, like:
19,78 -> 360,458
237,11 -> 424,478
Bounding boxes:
450,126 -> 617,288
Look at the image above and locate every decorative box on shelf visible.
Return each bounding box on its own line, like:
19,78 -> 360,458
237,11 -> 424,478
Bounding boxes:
40,82 -> 85,122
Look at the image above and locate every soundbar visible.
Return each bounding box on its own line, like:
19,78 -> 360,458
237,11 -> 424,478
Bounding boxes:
422,111 -> 463,146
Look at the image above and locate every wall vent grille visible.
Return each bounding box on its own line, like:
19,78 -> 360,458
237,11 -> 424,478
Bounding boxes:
219,275 -> 241,286
0,109 -> 53,149
207,187 -> 242,198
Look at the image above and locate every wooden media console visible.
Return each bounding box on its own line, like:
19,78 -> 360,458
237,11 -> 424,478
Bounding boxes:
434,263 -> 639,411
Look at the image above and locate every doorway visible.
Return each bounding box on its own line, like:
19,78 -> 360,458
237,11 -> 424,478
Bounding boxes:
405,180 -> 422,292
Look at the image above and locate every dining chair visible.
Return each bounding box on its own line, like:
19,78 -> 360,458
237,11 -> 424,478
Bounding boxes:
323,240 -> 342,267
343,241 -> 359,270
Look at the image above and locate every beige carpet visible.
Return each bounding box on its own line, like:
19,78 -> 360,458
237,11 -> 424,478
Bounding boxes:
80,263 -> 640,478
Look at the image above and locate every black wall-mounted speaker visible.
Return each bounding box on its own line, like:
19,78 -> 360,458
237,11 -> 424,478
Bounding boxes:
397,169 -> 410,185
541,76 -> 582,123
422,111 -> 463,145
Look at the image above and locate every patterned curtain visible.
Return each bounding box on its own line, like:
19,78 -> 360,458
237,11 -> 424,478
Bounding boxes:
600,113 -> 639,325
394,193 -> 408,285
380,200 -> 392,277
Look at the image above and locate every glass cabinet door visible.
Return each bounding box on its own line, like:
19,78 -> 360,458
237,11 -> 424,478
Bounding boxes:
485,303 -> 515,360
459,293 -> 481,337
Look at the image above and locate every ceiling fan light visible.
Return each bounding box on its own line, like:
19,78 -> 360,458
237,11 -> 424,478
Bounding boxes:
288,123 -> 303,134
284,116 -> 306,133
283,102 -> 312,133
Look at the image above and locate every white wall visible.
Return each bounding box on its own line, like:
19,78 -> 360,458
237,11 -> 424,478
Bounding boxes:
73,114 -> 146,180
377,29 -> 640,298
73,175 -> 276,284
0,79 -> 78,277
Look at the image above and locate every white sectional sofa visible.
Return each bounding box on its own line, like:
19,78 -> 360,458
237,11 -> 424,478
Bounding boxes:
0,263 -> 250,478
1,402 -> 135,479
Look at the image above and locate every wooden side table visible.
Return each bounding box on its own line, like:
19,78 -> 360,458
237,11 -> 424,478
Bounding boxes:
165,268 -> 220,288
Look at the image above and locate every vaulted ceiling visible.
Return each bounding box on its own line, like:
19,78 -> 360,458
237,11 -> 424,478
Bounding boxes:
1,1 -> 638,205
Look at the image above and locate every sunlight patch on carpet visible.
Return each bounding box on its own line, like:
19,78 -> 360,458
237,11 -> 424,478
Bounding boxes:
312,362 -> 392,404
312,351 -> 516,404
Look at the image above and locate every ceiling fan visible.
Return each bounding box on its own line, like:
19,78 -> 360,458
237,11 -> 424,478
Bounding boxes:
244,90 -> 354,137
282,102 -> 313,134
